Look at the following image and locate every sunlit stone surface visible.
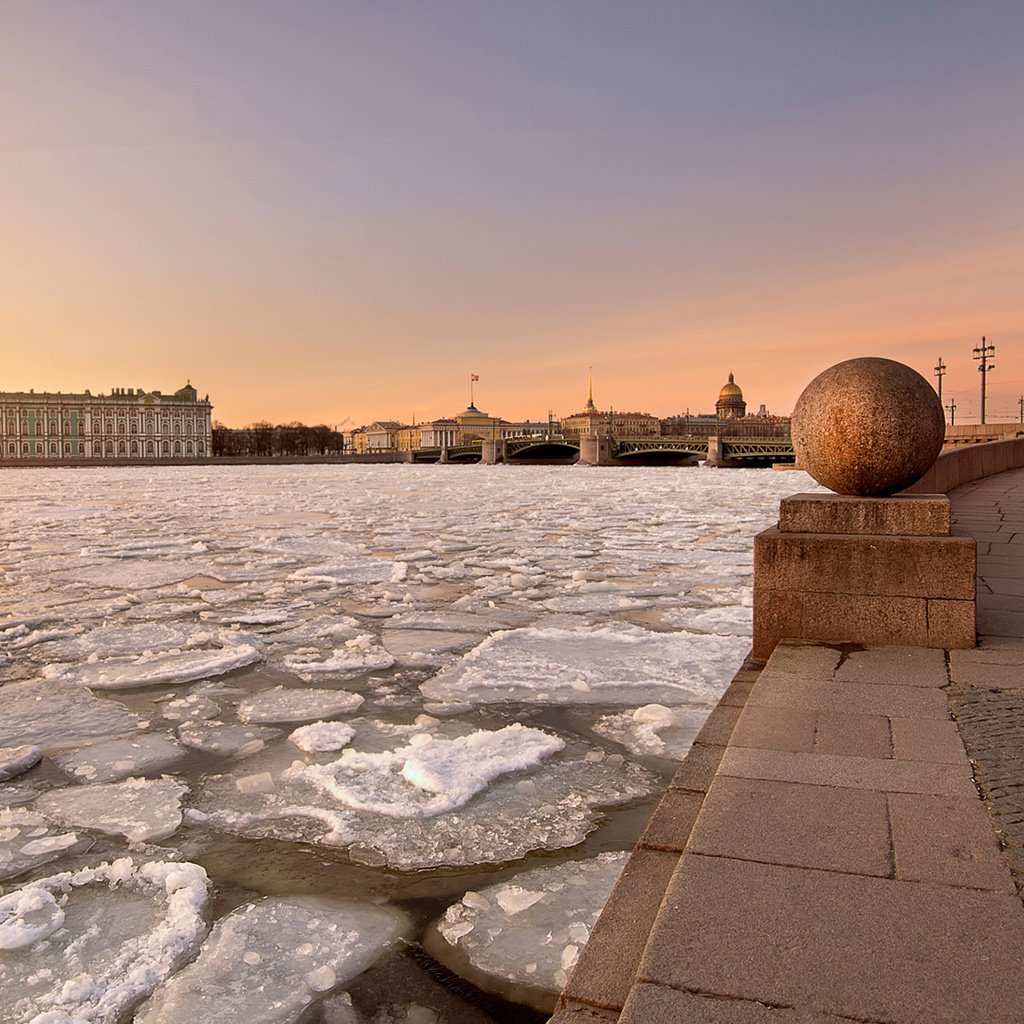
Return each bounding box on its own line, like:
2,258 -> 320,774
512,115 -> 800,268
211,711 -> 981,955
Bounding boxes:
791,357 -> 945,496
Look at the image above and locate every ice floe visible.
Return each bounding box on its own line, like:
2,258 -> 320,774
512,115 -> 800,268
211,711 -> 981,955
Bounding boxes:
0,680 -> 142,753
592,703 -> 710,758
34,778 -> 188,843
0,745 -> 42,782
136,896 -> 409,1024
176,721 -> 280,757
427,850 -> 629,1011
51,734 -> 187,784
188,720 -> 655,869
238,687 -> 365,724
289,722 -> 356,753
421,623 -> 748,705
0,809 -> 92,882
0,858 -> 209,1024
49,642 -> 263,690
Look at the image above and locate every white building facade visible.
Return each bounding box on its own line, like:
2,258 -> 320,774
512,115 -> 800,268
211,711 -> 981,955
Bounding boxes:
0,383 -> 213,460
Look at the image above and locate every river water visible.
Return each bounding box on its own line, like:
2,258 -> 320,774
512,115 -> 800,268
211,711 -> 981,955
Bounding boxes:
0,463 -> 814,1024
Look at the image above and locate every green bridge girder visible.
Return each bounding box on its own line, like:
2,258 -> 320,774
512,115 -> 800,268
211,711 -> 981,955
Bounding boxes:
410,435 -> 795,462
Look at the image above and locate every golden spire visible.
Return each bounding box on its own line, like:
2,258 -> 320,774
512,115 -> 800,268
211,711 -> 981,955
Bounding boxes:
585,366 -> 596,412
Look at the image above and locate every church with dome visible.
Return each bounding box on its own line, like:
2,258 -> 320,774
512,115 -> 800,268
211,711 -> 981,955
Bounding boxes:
715,372 -> 747,420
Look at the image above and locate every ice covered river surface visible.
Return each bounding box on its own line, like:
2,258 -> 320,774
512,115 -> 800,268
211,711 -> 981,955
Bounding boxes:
0,464 -> 816,1024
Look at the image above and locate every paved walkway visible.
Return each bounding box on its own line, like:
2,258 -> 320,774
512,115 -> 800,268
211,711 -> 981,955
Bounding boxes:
552,467 -> 1024,1024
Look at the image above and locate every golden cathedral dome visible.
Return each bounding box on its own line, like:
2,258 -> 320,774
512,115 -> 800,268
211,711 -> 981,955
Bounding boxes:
719,372 -> 743,400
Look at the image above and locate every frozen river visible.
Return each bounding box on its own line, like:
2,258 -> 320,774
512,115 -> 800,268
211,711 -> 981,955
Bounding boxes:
0,463 -> 814,1023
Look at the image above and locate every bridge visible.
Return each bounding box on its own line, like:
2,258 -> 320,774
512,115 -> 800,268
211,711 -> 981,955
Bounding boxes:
409,434 -> 796,465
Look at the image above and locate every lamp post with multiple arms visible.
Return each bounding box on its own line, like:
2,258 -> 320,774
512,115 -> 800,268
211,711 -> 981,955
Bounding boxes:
934,357 -> 946,404
973,336 -> 995,424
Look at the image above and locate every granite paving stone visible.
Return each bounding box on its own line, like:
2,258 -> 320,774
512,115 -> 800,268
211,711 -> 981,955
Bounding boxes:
889,717 -> 965,763
638,855 -> 1024,1024
746,676 -> 950,719
638,789 -> 705,852
729,705 -> 817,753
812,710 -> 891,758
888,792 -> 1015,892
668,743 -> 726,793
620,984 -> 860,1024
718,746 -> 976,796
687,776 -> 892,876
832,645 -> 948,688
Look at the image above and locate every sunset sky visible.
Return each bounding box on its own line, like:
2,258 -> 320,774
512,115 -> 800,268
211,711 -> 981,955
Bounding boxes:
2,1 -> 1021,428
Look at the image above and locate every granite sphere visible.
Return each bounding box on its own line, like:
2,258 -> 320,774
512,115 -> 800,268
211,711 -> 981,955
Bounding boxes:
791,357 -> 945,496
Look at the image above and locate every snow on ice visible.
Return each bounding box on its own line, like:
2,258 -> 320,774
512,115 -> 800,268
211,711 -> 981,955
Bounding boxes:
188,717 -> 656,869
0,858 -> 209,1024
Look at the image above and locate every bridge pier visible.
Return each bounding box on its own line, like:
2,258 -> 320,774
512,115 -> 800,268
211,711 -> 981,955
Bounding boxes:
705,434 -> 741,468
578,434 -> 614,466
482,439 -> 508,465
439,447 -> 448,464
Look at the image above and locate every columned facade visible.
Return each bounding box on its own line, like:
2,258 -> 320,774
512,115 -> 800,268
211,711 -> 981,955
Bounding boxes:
0,383 -> 213,460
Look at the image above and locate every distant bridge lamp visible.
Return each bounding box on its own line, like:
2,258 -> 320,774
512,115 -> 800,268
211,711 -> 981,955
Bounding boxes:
972,336 -> 995,424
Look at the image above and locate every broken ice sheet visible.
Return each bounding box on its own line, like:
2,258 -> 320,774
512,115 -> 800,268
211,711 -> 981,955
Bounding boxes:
0,858 -> 209,1024
177,721 -> 281,757
421,622 -> 748,705
0,808 -> 92,882
49,641 -> 263,690
188,720 -> 656,870
283,636 -> 395,681
238,687 -> 365,724
136,895 -> 409,1024
426,850 -> 629,1011
296,724 -> 565,818
592,703 -> 711,759
51,733 -> 187,783
0,680 -> 143,753
34,777 -> 188,844
0,744 -> 42,782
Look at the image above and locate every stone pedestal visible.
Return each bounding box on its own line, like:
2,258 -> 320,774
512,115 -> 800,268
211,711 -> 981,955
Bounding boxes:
753,493 -> 975,660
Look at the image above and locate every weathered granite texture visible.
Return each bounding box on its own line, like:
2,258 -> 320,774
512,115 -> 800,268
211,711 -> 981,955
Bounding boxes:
792,357 -> 945,496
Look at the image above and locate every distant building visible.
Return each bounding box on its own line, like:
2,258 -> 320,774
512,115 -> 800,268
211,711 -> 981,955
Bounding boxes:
560,374 -> 660,439
364,421 -> 403,452
0,383 -> 212,460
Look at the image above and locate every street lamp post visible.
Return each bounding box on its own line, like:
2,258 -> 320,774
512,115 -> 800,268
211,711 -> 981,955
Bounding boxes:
972,336 -> 995,424
933,357 -> 946,403
947,398 -> 956,427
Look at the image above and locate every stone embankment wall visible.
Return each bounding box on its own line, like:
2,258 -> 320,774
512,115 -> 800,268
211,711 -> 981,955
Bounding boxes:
905,436 -> 1024,495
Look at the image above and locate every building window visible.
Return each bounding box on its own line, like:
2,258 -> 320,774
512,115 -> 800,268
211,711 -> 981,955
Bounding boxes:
146,440 -> 154,456
131,440 -> 139,456
174,440 -> 182,456
78,443 -> 84,455
105,441 -> 114,457
161,440 -> 170,456
185,440 -> 194,456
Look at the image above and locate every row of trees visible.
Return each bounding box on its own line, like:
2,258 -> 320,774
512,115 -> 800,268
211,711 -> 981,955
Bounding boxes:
212,422 -> 346,457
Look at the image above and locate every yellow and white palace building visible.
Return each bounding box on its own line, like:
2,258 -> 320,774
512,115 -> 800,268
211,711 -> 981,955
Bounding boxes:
0,383 -> 213,461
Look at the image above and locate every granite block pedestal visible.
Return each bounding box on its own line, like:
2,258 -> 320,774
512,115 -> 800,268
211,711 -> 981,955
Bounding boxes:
753,493 -> 976,660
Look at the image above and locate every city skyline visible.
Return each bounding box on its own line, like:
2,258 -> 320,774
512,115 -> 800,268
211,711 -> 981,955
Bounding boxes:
3,2 -> 1022,426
